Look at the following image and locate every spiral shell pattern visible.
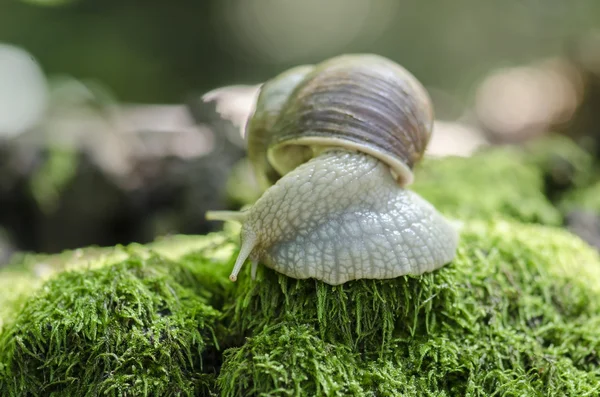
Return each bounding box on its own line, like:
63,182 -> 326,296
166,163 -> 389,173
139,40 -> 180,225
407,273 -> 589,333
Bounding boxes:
246,54 -> 434,187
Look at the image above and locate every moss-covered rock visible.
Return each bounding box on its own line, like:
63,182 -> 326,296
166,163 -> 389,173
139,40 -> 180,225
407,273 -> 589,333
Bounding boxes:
1,141 -> 600,396
413,149 -> 562,225
0,256 -> 221,395
2,221 -> 600,396
0,233 -> 235,334
219,220 -> 600,396
0,233 -> 238,396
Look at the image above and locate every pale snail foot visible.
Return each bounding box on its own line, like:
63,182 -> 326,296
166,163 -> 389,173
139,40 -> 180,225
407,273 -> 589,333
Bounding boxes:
207,150 -> 459,286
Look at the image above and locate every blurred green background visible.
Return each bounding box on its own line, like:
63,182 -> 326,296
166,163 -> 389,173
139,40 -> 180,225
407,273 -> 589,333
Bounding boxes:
3,0 -> 600,104
2,0 -> 600,261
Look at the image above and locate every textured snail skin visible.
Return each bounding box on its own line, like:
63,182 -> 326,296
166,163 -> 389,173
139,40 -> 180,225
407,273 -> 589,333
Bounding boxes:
218,149 -> 458,286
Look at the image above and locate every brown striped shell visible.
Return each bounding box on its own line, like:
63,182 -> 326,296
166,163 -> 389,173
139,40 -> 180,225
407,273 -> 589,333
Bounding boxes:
245,54 -> 434,188
246,65 -> 315,189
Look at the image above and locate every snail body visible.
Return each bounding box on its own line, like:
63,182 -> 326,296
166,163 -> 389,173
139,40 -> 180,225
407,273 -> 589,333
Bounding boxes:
207,54 -> 459,286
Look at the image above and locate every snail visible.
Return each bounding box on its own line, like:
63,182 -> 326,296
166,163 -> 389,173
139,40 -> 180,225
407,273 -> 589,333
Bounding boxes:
206,54 -> 459,286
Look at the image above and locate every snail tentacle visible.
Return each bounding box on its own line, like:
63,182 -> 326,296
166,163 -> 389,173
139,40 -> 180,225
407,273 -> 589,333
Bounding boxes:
205,210 -> 248,224
228,229 -> 258,282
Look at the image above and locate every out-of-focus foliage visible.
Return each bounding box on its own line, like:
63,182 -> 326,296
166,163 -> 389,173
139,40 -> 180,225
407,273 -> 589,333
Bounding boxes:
413,148 -> 563,226
2,0 -> 600,103
3,0 -> 600,262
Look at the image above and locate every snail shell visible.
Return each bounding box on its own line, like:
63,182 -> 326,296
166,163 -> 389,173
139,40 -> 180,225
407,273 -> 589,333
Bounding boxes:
247,54 -> 434,188
246,64 -> 315,188
207,54 -> 458,285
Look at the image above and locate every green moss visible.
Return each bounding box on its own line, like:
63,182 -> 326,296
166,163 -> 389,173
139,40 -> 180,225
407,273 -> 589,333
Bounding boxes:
520,134 -> 595,193
412,149 -> 562,225
218,323 -> 363,396
220,220 -> 600,396
0,248 -> 128,334
559,181 -> 600,214
2,220 -> 600,396
0,232 -> 237,333
0,233 -> 238,397
2,141 -> 600,395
